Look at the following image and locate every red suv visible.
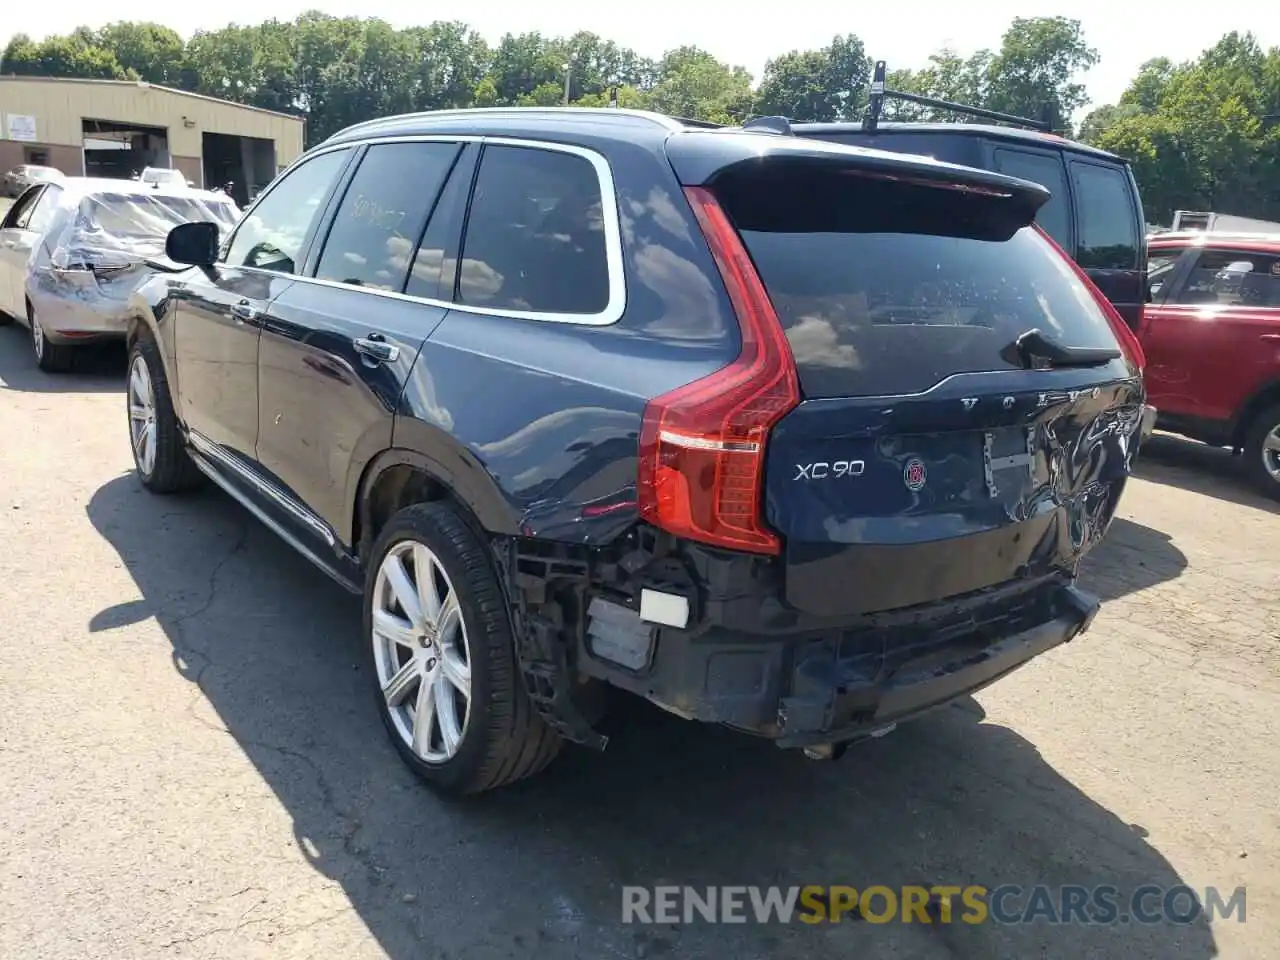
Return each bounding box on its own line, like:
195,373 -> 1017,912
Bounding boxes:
1142,231 -> 1280,498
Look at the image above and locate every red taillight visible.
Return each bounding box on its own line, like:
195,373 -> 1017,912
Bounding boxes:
1034,225 -> 1146,372
635,186 -> 800,555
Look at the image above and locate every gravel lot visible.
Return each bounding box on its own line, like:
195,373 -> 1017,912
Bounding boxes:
0,328 -> 1276,960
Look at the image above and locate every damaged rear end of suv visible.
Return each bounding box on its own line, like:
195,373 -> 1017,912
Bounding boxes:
559,133 -> 1146,762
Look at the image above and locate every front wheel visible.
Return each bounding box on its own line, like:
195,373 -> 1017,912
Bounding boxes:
127,335 -> 203,493
1243,403 -> 1280,501
363,502 -> 562,795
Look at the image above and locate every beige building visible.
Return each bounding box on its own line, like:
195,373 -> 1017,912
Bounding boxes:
0,76 -> 305,205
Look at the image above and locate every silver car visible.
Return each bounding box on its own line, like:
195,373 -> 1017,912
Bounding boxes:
2,163 -> 64,198
0,178 -> 240,371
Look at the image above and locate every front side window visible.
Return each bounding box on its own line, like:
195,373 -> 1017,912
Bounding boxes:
314,142 -> 460,292
1176,250 -> 1280,308
993,148 -> 1072,250
1147,249 -> 1183,299
225,149 -> 349,275
1071,161 -> 1139,270
457,145 -> 610,315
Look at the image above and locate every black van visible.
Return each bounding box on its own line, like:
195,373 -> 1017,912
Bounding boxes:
787,61 -> 1149,331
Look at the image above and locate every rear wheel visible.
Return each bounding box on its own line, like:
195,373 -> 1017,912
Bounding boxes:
127,334 -> 202,493
30,306 -> 75,373
363,502 -> 561,795
1243,403 -> 1280,501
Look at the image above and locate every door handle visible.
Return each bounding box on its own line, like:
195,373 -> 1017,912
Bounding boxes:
1261,334 -> 1280,342
230,300 -> 259,324
354,336 -> 399,363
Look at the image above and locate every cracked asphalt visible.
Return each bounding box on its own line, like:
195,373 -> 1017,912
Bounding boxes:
1,328 -> 1277,960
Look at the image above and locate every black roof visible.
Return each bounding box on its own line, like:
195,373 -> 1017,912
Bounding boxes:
792,121 -> 1124,163
318,107 -> 1054,214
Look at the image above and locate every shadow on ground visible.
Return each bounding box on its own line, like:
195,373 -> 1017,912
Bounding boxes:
0,323 -> 127,392
1078,517 -> 1188,603
87,474 -> 1216,960
1133,434 -> 1278,514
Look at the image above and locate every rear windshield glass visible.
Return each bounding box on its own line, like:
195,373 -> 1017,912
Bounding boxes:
77,193 -> 239,238
720,168 -> 1121,398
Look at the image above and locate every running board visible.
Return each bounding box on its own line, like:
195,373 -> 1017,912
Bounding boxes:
187,448 -> 363,595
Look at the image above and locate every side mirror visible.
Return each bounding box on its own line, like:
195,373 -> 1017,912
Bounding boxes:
165,221 -> 219,266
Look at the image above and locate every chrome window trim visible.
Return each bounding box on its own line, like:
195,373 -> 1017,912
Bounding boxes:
229,134 -> 627,327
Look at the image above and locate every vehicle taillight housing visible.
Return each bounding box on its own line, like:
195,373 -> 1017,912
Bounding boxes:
635,186 -> 800,555
1034,225 -> 1146,373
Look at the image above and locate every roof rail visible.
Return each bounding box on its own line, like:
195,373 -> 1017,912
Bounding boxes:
863,60 -> 1055,134
742,116 -> 794,136
667,116 -> 726,129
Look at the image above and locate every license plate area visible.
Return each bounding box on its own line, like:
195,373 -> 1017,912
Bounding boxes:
983,426 -> 1036,502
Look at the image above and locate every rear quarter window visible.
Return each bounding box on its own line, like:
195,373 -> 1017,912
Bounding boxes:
992,148 -> 1072,251
1070,161 -> 1139,270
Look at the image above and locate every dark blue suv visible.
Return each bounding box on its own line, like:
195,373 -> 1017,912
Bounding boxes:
130,108 -> 1147,794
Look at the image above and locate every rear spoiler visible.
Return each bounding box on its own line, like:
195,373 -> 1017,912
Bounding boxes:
665,129 -> 1051,209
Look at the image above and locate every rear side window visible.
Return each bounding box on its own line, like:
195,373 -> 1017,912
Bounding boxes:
315,142 -> 460,292
1176,250 -> 1280,308
1070,161 -> 1138,270
718,165 -> 1122,398
225,149 -> 349,275
457,145 -> 610,315
993,148 -> 1071,250
4,186 -> 44,229
26,185 -> 61,235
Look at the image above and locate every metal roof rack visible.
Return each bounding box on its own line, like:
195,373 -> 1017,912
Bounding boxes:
864,59 -> 1055,134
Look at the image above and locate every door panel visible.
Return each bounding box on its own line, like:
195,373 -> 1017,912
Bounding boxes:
172,267 -> 294,460
1140,248 -> 1280,421
0,185 -> 46,317
257,284 -> 448,540
175,148 -> 355,468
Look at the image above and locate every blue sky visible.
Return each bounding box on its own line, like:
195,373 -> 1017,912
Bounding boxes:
3,0 -> 1275,112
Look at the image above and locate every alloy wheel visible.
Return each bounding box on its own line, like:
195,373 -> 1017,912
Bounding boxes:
128,354 -> 158,477
30,311 -> 44,360
1262,424 -> 1280,483
371,540 -> 472,764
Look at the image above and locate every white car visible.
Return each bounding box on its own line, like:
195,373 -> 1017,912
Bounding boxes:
0,178 -> 240,371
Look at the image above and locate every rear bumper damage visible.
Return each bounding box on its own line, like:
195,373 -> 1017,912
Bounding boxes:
1139,403 -> 1158,446
579,576 -> 1099,748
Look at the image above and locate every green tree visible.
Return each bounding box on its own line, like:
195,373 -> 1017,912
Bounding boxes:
405,21 -> 491,110
753,34 -> 869,121
984,17 -> 1099,128
1,31 -> 128,79
94,22 -> 187,85
648,46 -> 754,123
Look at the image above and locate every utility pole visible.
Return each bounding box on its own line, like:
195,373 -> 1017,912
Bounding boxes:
562,60 -> 572,106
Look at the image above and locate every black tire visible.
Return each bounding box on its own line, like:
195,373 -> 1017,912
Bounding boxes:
127,333 -> 203,493
30,306 -> 76,373
363,502 -> 562,795
1242,403 -> 1280,501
